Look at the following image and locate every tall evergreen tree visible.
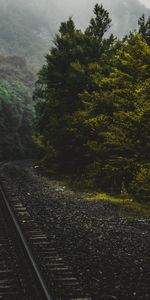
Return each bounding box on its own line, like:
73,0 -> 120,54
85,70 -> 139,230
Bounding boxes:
34,5 -> 150,200
86,4 -> 111,39
138,14 -> 150,46
34,4 -> 116,174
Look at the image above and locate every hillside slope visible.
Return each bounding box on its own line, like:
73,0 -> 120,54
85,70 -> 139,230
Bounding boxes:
0,0 -> 55,68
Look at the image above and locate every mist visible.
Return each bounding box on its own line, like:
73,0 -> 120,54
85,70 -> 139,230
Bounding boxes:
50,0 -> 150,36
0,0 -> 150,66
1,0 -> 150,36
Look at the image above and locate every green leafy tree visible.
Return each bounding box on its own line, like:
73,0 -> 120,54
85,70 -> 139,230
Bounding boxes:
78,34 -> 150,195
0,80 -> 34,159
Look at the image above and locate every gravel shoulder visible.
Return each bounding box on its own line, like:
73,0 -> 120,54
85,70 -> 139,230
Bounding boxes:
0,160 -> 150,300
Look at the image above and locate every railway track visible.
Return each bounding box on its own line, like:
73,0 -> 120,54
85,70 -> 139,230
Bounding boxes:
0,177 -> 92,300
0,183 -> 51,300
1,161 -> 150,300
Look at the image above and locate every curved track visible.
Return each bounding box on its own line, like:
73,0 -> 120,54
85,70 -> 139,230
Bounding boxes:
0,184 -> 52,300
0,177 -> 91,300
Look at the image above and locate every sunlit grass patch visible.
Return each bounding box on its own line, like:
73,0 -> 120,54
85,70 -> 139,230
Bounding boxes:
85,193 -> 150,218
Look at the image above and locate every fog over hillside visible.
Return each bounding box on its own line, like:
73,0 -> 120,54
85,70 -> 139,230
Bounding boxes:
0,0 -> 150,67
52,0 -> 150,35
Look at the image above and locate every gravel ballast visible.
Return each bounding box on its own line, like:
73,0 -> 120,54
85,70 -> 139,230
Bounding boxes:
0,160 -> 150,300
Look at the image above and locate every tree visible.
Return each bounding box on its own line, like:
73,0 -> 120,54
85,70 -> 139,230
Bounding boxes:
78,34 -> 150,194
0,80 -> 34,159
138,14 -> 150,46
34,5 -> 150,200
34,4 -> 116,174
86,4 -> 111,39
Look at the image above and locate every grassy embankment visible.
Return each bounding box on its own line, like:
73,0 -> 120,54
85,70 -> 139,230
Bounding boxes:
85,192 -> 150,218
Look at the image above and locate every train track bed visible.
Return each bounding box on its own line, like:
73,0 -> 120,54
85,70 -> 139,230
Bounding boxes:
0,160 -> 150,300
0,185 -> 40,300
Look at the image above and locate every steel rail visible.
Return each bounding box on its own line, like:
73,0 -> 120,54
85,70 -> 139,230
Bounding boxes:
0,183 -> 53,300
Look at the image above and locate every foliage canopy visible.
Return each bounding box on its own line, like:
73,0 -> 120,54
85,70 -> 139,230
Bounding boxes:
34,4 -> 150,201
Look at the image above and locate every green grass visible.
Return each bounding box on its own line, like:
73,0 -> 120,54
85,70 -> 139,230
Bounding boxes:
85,192 -> 150,218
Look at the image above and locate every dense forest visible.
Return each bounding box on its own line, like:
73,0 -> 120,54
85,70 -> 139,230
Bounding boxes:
34,4 -> 150,201
0,56 -> 35,159
0,1 -> 149,201
0,0 -> 53,159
